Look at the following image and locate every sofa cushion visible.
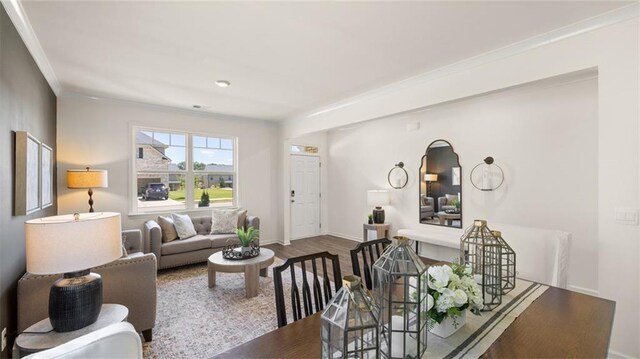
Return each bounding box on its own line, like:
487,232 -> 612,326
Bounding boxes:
157,215 -> 179,242
172,213 -> 197,239
191,216 -> 212,235
208,234 -> 240,248
161,235 -> 212,255
237,209 -> 247,229
211,209 -> 239,234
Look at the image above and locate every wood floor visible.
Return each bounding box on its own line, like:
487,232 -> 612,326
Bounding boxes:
263,235 -> 438,278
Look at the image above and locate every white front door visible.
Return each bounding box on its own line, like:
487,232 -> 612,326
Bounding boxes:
290,155 -> 321,239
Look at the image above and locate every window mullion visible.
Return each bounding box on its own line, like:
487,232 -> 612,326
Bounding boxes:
185,134 -> 193,209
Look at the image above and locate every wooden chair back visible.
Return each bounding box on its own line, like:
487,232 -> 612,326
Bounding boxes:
350,238 -> 392,290
272,251 -> 342,328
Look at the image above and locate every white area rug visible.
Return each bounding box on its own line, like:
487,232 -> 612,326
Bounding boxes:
143,260 -> 287,358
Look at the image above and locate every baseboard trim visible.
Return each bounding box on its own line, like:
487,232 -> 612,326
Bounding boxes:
260,239 -> 280,245
326,232 -> 362,242
608,349 -> 635,359
567,285 -> 599,297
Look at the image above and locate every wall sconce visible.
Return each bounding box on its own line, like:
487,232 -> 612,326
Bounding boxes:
470,157 -> 504,191
388,162 -> 408,189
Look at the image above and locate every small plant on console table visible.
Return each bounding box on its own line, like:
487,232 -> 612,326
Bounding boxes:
367,214 -> 374,224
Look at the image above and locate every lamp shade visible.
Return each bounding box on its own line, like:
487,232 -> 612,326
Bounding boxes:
424,173 -> 438,182
367,190 -> 389,206
25,212 -> 122,274
67,168 -> 108,189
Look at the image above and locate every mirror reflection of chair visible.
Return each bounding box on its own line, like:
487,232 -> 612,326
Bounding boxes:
420,195 -> 435,220
272,252 -> 342,328
350,238 -> 392,290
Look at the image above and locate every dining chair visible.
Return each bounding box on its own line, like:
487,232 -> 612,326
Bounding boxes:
272,251 -> 342,328
350,238 -> 392,290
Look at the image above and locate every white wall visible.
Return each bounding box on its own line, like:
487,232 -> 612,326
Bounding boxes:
327,74 -> 598,291
56,95 -> 283,243
284,17 -> 639,358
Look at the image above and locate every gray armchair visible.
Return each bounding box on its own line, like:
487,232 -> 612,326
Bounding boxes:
17,229 -> 157,342
420,195 -> 434,219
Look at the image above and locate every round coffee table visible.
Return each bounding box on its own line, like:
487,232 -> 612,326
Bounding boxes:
436,211 -> 461,226
207,248 -> 275,298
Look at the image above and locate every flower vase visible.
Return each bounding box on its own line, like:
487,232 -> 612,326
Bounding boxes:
430,310 -> 466,338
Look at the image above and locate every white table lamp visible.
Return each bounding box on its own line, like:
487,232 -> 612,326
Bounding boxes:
25,212 -> 122,332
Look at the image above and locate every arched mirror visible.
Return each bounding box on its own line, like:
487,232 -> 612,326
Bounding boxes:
419,139 -> 462,228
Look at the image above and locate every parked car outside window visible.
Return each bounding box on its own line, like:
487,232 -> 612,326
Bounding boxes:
142,183 -> 169,200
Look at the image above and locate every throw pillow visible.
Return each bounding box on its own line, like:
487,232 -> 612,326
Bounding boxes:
445,194 -> 458,204
172,213 -> 197,239
211,209 -> 239,234
157,215 -> 179,242
237,209 -> 247,229
121,234 -> 128,258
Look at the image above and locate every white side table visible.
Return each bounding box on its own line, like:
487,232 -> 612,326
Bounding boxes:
14,304 -> 128,358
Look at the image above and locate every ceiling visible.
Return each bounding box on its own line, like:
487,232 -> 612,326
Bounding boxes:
19,1 -> 631,121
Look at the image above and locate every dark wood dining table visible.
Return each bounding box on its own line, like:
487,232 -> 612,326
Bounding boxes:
213,285 -> 615,358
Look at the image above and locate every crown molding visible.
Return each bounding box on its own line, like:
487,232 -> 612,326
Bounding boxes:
291,2 -> 639,122
2,0 -> 61,95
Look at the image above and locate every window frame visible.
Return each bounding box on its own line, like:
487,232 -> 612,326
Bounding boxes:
130,126 -> 238,215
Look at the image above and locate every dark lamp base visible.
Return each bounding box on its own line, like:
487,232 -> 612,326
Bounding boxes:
373,207 -> 385,224
49,270 -> 103,332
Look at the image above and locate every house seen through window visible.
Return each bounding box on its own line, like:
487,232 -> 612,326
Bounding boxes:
134,128 -> 236,213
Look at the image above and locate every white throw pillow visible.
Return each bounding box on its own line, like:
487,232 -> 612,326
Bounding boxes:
211,209 -> 240,234
171,213 -> 197,239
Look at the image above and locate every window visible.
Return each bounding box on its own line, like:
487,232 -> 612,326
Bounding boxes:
291,145 -> 318,154
133,128 -> 236,213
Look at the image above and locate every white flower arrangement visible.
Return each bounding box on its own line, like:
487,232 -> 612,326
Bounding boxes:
425,263 -> 483,328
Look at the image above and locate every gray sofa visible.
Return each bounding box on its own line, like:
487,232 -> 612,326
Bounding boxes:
144,215 -> 260,270
17,229 -> 157,342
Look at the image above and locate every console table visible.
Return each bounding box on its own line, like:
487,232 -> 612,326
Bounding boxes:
363,223 -> 390,241
213,287 -> 614,358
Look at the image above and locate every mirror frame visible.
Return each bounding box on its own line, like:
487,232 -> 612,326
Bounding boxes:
419,139 -> 462,228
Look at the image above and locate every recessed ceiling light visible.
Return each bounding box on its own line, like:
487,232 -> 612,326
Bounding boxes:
88,96 -> 99,100
215,80 -> 231,88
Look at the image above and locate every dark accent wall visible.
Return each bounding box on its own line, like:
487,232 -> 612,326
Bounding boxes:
426,146 -> 460,209
0,5 -> 57,357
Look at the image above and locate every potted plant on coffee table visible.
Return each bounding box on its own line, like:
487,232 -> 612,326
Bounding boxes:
236,226 -> 259,255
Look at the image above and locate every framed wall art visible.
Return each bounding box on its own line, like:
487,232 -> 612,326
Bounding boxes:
41,143 -> 53,208
15,131 -> 41,215
452,166 -> 461,186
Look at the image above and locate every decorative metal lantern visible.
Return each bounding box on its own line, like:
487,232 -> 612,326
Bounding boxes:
321,275 -> 380,359
373,236 -> 428,359
460,220 -> 502,311
491,230 -> 516,294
